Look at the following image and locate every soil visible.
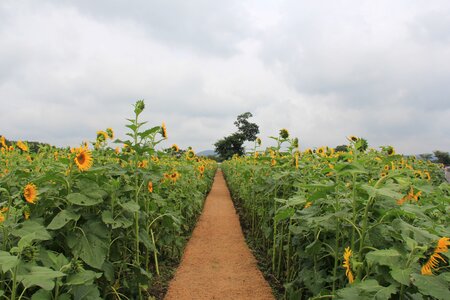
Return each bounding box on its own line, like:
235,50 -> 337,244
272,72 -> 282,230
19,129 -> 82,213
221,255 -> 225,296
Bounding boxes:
165,171 -> 274,300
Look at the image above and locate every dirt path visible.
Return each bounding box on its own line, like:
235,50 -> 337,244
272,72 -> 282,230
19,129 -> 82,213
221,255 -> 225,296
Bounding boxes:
165,171 -> 274,300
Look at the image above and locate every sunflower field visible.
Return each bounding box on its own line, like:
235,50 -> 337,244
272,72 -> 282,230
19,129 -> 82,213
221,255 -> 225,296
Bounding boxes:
0,101 -> 217,299
222,131 -> 450,299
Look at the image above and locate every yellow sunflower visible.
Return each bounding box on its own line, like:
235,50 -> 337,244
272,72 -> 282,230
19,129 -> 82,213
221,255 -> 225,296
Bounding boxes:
24,183 -> 38,204
161,122 -> 168,139
186,149 -> 195,160
17,140 -> 28,152
347,136 -> 359,142
0,136 -> 6,148
343,247 -> 354,284
171,144 -> 179,152
96,131 -> 108,142
421,237 -> 450,275
148,181 -> 153,193
106,128 -> 114,139
74,148 -> 93,171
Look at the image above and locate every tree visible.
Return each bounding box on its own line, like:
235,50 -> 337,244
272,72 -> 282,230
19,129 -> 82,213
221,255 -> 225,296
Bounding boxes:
433,150 -> 450,165
335,145 -> 349,152
214,112 -> 259,161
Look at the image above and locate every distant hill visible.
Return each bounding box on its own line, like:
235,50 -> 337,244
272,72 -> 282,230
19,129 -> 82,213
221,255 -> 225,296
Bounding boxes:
197,149 -> 217,157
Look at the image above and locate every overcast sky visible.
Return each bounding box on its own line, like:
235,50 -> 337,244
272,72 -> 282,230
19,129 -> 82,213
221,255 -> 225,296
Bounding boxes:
1,1 -> 449,154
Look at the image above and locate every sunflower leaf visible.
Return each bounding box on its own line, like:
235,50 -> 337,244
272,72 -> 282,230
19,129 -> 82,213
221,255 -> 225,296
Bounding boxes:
47,210 -> 80,230
67,193 -> 102,206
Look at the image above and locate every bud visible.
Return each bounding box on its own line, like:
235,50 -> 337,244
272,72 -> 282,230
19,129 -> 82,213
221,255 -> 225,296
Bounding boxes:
134,99 -> 145,115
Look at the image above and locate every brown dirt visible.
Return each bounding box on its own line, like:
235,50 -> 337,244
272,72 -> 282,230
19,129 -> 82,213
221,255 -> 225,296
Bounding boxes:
165,171 -> 274,300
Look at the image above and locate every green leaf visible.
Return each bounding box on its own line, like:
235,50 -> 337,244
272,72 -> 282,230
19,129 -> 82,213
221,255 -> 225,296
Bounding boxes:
72,284 -> 101,300
17,266 -> 65,290
11,220 -> 51,242
47,210 -> 80,230
101,211 -> 133,229
274,207 -> 295,222
0,250 -> 19,272
374,284 -> 398,300
67,220 -> 109,269
31,289 -> 52,300
67,193 -> 102,206
366,249 -> 401,267
120,201 -> 140,213
411,273 -> 450,300
139,229 -> 156,251
66,270 -> 102,285
390,267 -> 412,285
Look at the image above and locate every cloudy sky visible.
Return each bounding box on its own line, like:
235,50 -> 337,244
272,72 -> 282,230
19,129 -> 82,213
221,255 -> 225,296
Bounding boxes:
1,0 -> 449,154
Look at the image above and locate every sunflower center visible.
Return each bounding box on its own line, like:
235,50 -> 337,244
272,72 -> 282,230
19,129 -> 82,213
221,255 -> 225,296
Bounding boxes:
77,153 -> 86,164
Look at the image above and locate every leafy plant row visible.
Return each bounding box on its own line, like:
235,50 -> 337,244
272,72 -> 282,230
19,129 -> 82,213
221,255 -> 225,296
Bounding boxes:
0,101 -> 217,299
222,131 -> 449,299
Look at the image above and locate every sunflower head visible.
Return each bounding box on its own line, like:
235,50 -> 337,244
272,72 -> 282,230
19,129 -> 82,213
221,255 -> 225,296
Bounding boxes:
343,247 -> 354,284
171,144 -> 179,152
0,136 -> 6,148
279,128 -> 289,139
106,128 -> 114,139
17,140 -> 29,152
291,137 -> 299,149
161,122 -> 168,139
148,181 -> 153,193
24,183 -> 38,204
74,148 -> 93,171
347,136 -> 359,142
96,131 -> 108,143
134,99 -> 145,115
186,149 -> 195,160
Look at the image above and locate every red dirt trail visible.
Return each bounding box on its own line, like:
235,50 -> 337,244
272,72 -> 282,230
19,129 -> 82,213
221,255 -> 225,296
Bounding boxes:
165,170 -> 274,300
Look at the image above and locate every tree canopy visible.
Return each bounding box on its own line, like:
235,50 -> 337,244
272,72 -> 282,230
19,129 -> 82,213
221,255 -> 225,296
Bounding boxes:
214,112 -> 259,161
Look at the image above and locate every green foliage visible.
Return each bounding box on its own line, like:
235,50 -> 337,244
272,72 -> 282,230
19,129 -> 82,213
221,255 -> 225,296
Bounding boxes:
214,112 -> 259,160
433,150 -> 450,165
222,135 -> 449,299
0,101 -> 217,299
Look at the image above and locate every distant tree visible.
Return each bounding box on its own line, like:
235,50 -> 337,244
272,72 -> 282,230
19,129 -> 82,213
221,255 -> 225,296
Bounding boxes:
214,112 -> 259,161
418,153 -> 433,161
335,145 -> 349,152
234,112 -> 259,142
433,150 -> 450,165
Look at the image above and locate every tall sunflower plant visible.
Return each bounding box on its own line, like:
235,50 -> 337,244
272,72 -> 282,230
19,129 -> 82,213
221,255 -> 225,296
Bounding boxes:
222,132 -> 449,300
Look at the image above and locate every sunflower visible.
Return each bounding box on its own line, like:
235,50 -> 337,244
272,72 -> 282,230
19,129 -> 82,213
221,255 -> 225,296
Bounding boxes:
96,131 -> 108,143
386,146 -> 395,156
186,149 -> 195,160
343,247 -> 354,284
0,136 -> 6,148
170,172 -> 180,182
151,156 -> 159,163
161,122 -> 168,139
279,128 -> 289,139
421,237 -> 450,275
198,165 -> 205,174
137,160 -> 148,168
17,140 -> 28,152
115,147 -> 120,154
74,148 -> 93,171
171,144 -> 179,152
347,136 -> 359,142
106,128 -> 114,139
148,181 -> 153,193
294,151 -> 300,169
304,202 -> 312,209
24,183 -> 38,204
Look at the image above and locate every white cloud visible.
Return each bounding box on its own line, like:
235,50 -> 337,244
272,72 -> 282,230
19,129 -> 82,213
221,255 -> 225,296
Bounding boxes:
0,1 -> 449,154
